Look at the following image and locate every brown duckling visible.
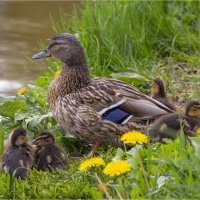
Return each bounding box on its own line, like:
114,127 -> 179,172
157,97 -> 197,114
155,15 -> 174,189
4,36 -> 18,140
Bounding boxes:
1,128 -> 34,179
33,131 -> 67,171
151,78 -> 176,111
149,101 -> 200,141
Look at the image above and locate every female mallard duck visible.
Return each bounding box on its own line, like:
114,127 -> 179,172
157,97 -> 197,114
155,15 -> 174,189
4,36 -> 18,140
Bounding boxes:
33,131 -> 67,171
149,101 -> 200,141
32,33 -> 173,150
151,78 -> 176,111
1,128 -> 34,179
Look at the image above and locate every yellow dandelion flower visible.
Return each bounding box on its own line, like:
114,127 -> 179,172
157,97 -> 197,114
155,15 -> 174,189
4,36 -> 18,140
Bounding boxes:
18,87 -> 25,95
79,157 -> 105,172
121,130 -> 148,145
55,70 -> 61,78
103,160 -> 131,177
197,127 -> 200,135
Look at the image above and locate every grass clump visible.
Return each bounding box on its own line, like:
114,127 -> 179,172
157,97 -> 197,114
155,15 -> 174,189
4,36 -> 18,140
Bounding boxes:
54,1 -> 200,79
1,137 -> 200,199
0,0 -> 200,199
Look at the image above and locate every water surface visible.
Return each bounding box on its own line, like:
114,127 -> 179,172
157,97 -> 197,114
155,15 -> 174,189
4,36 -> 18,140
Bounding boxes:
0,1 -> 80,96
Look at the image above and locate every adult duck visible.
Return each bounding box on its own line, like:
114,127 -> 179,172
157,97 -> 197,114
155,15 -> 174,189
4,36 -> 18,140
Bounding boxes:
33,33 -> 173,150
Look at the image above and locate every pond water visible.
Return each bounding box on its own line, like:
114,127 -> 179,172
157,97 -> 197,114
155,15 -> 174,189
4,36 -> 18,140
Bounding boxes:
0,1 -> 80,96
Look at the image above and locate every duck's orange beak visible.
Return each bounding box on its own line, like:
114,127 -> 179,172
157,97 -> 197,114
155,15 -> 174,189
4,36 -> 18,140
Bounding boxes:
32,49 -> 51,59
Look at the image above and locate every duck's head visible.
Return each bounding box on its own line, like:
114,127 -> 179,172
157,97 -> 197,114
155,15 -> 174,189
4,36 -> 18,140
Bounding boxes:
151,78 -> 166,98
185,101 -> 200,117
32,33 -> 87,66
10,128 -> 27,147
33,131 -> 55,147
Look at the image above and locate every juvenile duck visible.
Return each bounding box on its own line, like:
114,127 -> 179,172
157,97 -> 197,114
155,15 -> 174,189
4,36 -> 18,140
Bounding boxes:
151,78 -> 176,111
1,128 -> 34,179
33,33 -> 173,150
149,101 -> 200,141
33,131 -> 67,171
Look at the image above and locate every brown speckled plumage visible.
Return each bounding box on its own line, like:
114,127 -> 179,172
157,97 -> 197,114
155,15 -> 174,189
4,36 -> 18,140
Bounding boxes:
33,131 -> 67,171
33,33 -> 173,147
1,128 -> 34,179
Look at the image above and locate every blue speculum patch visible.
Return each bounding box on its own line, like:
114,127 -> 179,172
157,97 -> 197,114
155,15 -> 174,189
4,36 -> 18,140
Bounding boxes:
102,106 -> 130,124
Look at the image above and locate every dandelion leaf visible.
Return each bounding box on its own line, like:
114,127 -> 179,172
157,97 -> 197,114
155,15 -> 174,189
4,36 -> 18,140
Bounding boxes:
0,100 -> 27,119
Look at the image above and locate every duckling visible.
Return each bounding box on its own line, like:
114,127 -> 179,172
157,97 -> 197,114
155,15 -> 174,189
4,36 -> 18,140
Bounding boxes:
151,78 -> 176,111
149,101 -> 200,141
32,33 -> 173,150
1,128 -> 34,179
33,131 -> 67,171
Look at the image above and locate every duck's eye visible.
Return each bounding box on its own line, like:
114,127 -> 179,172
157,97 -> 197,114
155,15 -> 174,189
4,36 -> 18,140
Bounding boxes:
48,42 -> 62,49
44,138 -> 52,143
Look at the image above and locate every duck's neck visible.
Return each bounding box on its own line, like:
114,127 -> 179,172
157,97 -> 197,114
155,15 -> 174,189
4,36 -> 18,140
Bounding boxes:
47,64 -> 91,108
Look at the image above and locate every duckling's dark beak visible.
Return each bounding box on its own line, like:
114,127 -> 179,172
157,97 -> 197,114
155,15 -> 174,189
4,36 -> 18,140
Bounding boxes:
32,49 -> 51,59
31,139 -> 37,145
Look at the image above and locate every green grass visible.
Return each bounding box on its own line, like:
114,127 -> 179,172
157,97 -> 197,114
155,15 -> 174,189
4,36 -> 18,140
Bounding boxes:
53,1 -> 200,72
1,138 -> 200,199
0,0 -> 200,199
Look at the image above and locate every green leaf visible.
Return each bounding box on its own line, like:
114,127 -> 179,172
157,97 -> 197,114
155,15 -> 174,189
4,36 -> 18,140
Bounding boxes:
112,148 -> 124,161
25,112 -> 53,128
111,72 -> 148,81
190,137 -> 200,157
111,72 -> 148,86
157,175 -> 174,189
0,100 -> 27,119
0,96 -> 17,104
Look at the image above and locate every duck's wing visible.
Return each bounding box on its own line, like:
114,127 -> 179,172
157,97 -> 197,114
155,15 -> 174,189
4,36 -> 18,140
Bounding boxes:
77,78 -> 173,123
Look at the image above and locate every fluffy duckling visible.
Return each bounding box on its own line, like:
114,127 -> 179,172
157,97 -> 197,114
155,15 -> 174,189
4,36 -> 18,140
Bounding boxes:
151,78 -> 176,111
1,128 -> 34,179
149,101 -> 200,141
33,131 -> 67,171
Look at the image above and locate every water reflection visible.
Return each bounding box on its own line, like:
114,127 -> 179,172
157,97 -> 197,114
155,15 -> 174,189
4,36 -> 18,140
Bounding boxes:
0,1 -> 80,96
